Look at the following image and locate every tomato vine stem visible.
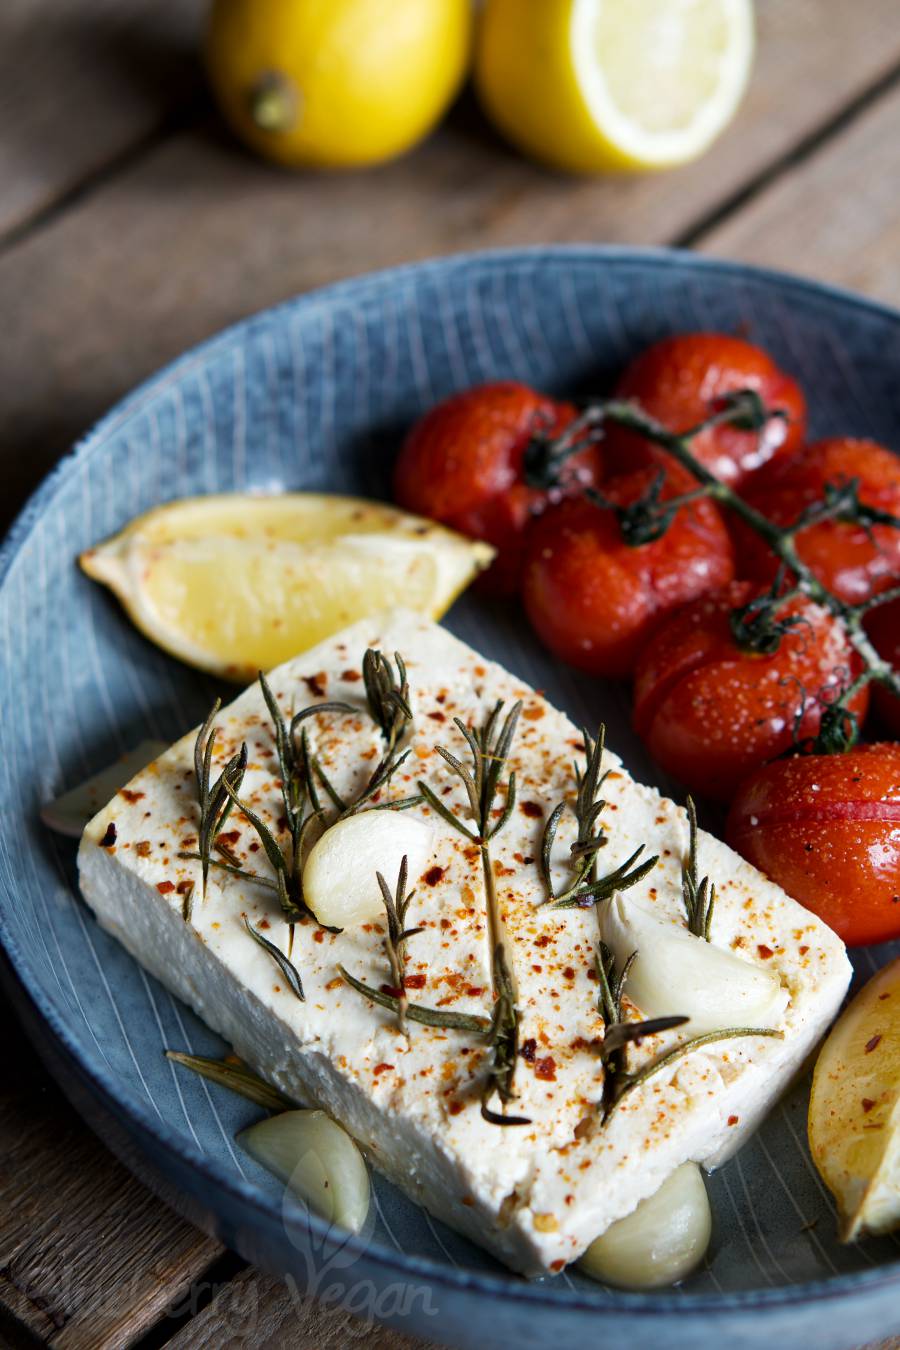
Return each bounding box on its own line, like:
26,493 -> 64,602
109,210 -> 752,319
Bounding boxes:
525,390 -> 900,753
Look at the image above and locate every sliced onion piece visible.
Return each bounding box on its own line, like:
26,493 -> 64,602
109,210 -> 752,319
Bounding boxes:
40,740 -> 168,837
303,811 -> 434,928
600,893 -> 787,1035
238,1109 -> 370,1234
579,1162 -> 711,1290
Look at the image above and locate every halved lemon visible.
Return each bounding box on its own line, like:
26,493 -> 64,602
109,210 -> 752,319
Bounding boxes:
80,494 -> 493,680
475,0 -> 755,174
809,958 -> 900,1241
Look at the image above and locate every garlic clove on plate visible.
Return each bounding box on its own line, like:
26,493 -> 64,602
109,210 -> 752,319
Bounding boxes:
579,1162 -> 711,1289
600,892 -> 787,1036
303,811 -> 434,928
238,1109 -> 370,1234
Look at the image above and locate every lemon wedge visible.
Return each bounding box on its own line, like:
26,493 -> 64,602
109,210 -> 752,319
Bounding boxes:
809,958 -> 900,1241
475,0 -> 754,173
80,494 -> 493,680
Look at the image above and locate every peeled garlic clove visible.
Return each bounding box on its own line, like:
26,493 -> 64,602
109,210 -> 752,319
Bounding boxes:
579,1162 -> 711,1290
605,892 -> 788,1032
600,893 -> 787,1035
303,811 -> 434,928
238,1109 -> 370,1234
40,740 -> 168,837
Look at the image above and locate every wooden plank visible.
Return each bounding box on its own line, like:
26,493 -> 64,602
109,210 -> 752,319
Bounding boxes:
0,0 -> 204,237
4,0 -> 900,527
163,1268 -> 442,1350
0,1012 -> 223,1349
698,81 -> 900,306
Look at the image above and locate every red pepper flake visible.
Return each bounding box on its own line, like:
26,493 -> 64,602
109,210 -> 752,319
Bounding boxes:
380,983 -> 403,999
550,1260 -> 565,1273
313,930 -> 325,944
156,881 -> 175,895
424,865 -> 445,886
535,1057 -> 557,1082
521,1038 -> 537,1063
248,841 -> 259,852
757,944 -> 774,960
523,705 -> 545,722
532,964 -> 543,974
428,710 -> 446,722
404,973 -> 426,990
727,1114 -> 739,1126
461,1196 -> 474,1207
373,1063 -> 394,1077
217,829 -> 240,845
176,879 -> 193,894
862,1098 -> 876,1113
534,934 -> 552,949
258,918 -> 271,930
303,673 -> 327,698
341,669 -> 361,682
563,966 -> 575,981
865,1034 -> 883,1054
100,822 -> 117,848
799,945 -> 809,955
119,788 -> 144,803
136,840 -> 152,857
520,801 -> 543,818
448,1100 -> 464,1115
465,985 -> 485,997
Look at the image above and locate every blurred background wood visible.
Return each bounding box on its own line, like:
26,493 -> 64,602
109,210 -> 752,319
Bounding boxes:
2,0 -> 900,1344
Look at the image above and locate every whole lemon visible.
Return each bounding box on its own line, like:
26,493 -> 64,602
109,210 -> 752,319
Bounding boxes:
206,0 -> 472,170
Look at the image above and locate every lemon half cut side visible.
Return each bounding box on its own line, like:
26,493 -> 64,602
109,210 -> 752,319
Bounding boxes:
476,0 -> 755,174
80,494 -> 494,681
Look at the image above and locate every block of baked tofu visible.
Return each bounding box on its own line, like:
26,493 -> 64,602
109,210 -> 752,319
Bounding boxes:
78,609 -> 851,1276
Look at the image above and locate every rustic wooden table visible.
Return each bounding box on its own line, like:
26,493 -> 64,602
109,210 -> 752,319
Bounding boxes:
3,3 -> 900,1346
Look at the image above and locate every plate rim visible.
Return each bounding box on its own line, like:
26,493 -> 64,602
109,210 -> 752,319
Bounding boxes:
4,243 -> 900,1319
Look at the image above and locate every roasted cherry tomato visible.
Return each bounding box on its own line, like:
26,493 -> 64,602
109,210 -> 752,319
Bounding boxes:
632,581 -> 870,801
521,463 -> 734,679
603,333 -> 806,488
393,381 -> 598,595
737,438 -> 900,605
727,744 -> 900,946
866,598 -> 900,736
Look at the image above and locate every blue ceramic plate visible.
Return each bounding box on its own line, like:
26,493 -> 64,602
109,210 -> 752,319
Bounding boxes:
3,248 -> 900,1349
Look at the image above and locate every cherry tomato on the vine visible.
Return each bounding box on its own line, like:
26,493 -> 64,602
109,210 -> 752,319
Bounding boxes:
737,438 -> 900,605
865,597 -> 900,736
521,463 -> 734,679
632,581 -> 870,801
393,381 -> 599,595
727,744 -> 900,946
603,333 -> 806,489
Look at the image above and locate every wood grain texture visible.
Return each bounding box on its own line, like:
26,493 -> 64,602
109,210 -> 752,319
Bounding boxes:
698,81 -> 900,306
4,0 -> 900,527
0,0 -> 204,237
164,1268 -> 442,1350
0,1017 -> 223,1348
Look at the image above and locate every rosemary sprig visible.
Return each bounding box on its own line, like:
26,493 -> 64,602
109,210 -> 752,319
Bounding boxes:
309,649 -> 419,818
419,700 -> 531,1125
166,1051 -> 293,1112
595,942 -> 688,1120
594,942 -> 783,1121
480,944 -> 531,1127
244,916 -> 305,1001
540,727 -> 658,908
338,966 -> 490,1033
524,388 -> 900,756
374,856 -> 424,1032
681,796 -> 715,940
191,699 -> 248,896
